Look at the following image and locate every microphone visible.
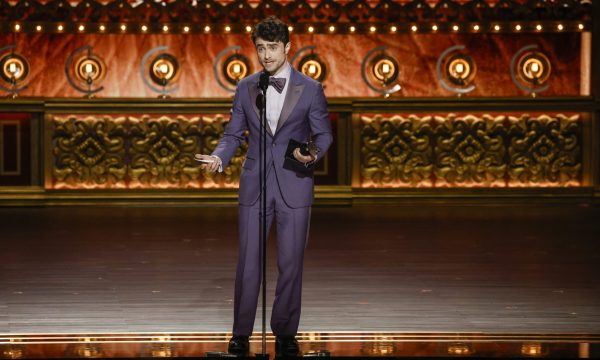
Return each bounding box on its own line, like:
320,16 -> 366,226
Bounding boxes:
258,71 -> 269,92
256,93 -> 265,110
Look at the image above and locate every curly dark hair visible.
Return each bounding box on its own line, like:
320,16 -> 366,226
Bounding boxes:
252,16 -> 289,45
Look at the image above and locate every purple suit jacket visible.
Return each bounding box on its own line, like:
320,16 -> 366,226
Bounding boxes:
211,67 -> 333,208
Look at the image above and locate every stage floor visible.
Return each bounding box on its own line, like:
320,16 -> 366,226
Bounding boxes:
0,204 -> 599,357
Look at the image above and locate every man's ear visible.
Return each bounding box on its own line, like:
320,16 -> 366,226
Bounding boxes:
284,42 -> 291,55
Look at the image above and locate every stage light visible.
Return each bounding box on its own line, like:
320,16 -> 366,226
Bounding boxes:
390,26 -> 397,33
518,52 -> 550,86
78,25 -> 85,32
350,26 -> 356,33
452,25 -> 459,31
308,26 -> 314,33
71,51 -> 107,98
57,24 -> 64,31
0,52 -> 30,98
515,24 -> 522,31
521,343 -> 544,356
204,25 -> 211,32
148,52 -> 180,98
299,54 -> 328,82
14,24 -> 21,32
536,24 -> 543,31
369,26 -> 376,33
245,25 -> 252,32
223,54 -> 251,85
436,45 -> 477,96
225,25 -> 231,32
183,26 -> 190,33
142,25 -> 148,32
163,25 -> 169,32
473,24 -> 480,31
411,25 -> 418,32
329,25 -> 335,32
120,24 -> 127,31
371,55 -> 398,87
557,24 -> 564,31
448,343 -> 473,356
36,25 -> 42,32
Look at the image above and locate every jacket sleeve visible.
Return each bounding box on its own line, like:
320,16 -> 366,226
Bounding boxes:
308,82 -> 333,162
211,85 -> 247,168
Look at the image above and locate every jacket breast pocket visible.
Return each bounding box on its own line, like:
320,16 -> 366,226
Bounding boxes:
242,157 -> 255,171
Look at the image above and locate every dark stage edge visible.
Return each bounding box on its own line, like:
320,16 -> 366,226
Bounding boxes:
1,332 -> 600,359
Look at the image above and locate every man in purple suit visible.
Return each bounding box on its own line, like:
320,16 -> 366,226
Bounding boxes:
195,16 -> 332,357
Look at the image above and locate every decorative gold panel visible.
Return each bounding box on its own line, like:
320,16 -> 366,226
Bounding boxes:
507,114 -> 581,186
49,114 -> 245,189
434,114 -> 506,187
52,115 -> 127,189
360,113 -> 582,188
361,115 -> 433,187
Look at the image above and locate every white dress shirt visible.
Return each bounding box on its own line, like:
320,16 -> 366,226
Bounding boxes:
266,62 -> 291,135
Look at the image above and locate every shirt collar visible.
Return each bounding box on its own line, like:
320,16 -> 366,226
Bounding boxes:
271,61 -> 291,80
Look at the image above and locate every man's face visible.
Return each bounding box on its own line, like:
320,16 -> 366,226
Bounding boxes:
254,37 -> 290,75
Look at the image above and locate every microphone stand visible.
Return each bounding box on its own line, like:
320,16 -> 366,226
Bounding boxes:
257,75 -> 269,360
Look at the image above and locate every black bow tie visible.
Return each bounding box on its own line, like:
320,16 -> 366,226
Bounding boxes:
269,77 -> 286,93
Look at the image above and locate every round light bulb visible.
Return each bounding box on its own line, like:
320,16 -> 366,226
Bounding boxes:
204,25 -> 211,32
329,25 -> 335,32
432,24 -> 438,31
452,25 -> 459,31
369,26 -> 376,33
473,24 -> 480,31
390,26 -> 397,33
163,25 -> 169,32
120,24 -> 126,31
36,25 -> 42,31
141,25 -> 148,32
350,26 -> 356,33
57,24 -> 64,31
411,25 -> 418,32
14,24 -> 21,31
515,24 -> 522,31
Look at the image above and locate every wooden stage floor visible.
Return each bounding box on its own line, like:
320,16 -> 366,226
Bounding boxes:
0,204 -> 599,358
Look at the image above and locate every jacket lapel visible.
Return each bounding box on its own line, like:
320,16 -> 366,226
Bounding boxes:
275,68 -> 305,134
248,79 -> 274,138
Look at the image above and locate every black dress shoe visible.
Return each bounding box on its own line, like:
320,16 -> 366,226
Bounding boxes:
227,335 -> 249,355
275,335 -> 300,357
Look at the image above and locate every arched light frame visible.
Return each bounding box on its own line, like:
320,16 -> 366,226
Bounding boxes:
213,45 -> 252,93
360,46 -> 401,96
0,44 -> 30,95
510,44 -> 551,95
140,46 -> 180,96
290,45 -> 329,83
65,45 -> 107,96
435,44 -> 477,95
